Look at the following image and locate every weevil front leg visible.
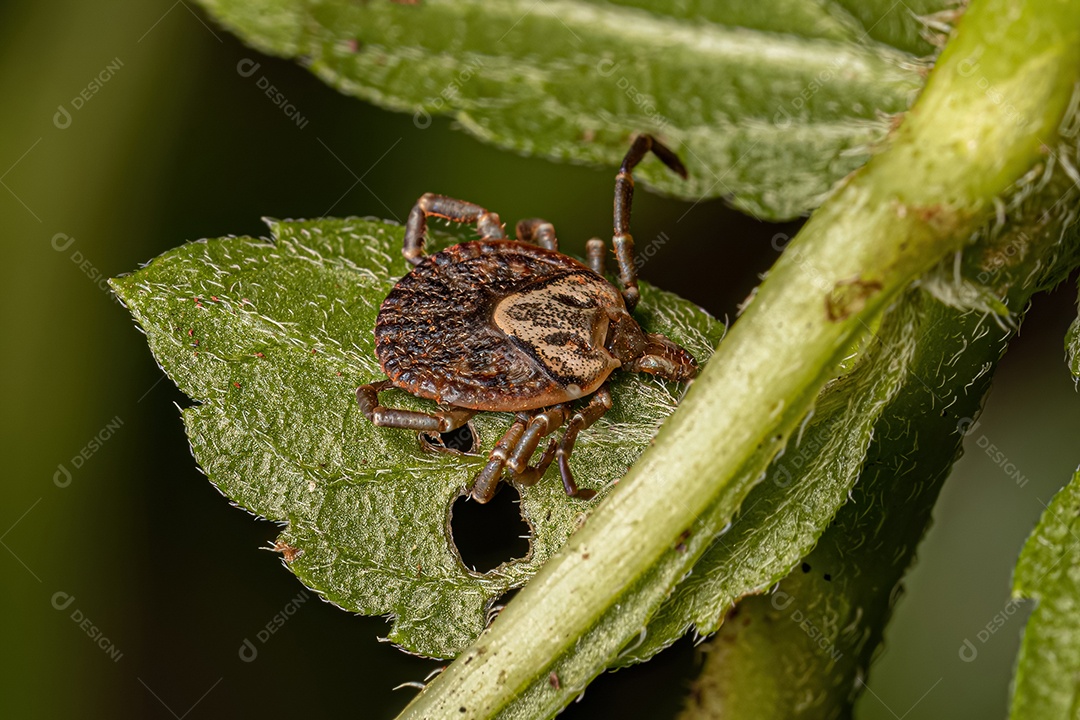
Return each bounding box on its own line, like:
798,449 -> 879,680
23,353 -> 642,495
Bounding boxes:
357,380 -> 476,432
520,219 -> 609,279
403,194 -> 506,265
585,237 -> 606,276
611,135 -> 688,311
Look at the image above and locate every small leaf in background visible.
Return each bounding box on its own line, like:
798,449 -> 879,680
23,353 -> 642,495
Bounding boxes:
110,217 -> 722,658
194,0 -> 949,220
1010,468 -> 1080,719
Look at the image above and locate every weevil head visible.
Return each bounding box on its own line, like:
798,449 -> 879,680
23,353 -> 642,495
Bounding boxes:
603,306 -> 648,365
604,304 -> 699,383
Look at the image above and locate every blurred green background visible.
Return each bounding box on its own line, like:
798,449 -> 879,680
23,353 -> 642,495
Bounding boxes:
2,1 -> 1078,718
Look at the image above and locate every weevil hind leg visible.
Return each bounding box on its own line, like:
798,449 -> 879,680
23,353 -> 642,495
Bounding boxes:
507,405 -> 570,474
357,380 -> 477,432
469,403 -> 575,503
507,404 -> 572,486
470,414 -> 529,503
556,385 -> 613,500
514,439 -> 559,488
403,193 -> 506,265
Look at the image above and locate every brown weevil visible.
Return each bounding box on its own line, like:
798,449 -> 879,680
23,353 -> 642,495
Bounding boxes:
357,135 -> 699,503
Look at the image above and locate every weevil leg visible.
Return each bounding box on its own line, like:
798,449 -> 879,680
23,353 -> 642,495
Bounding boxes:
471,404 -> 575,502
403,193 -> 506,265
612,135 -> 688,311
507,404 -> 571,477
470,414 -> 530,503
515,439 -> 558,487
357,380 -> 476,432
556,385 -> 613,500
585,237 -> 606,276
515,218 -> 559,251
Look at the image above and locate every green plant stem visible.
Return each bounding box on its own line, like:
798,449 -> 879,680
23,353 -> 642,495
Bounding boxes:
398,1 -> 1080,717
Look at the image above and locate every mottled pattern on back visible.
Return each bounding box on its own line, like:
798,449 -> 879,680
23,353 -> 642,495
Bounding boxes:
494,274 -> 620,390
375,241 -> 623,411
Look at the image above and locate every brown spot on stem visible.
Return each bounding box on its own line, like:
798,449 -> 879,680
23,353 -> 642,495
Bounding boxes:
826,277 -> 883,321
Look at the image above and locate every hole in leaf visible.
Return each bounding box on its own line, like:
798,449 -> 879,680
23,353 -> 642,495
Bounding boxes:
450,486 -> 531,574
420,423 -> 478,455
440,425 -> 475,453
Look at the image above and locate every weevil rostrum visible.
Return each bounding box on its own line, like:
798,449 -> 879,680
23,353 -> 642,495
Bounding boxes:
357,135 -> 699,503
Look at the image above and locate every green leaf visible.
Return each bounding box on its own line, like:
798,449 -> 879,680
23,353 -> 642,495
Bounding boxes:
830,0 -> 953,56
110,217 -> 722,659
633,34 -> 1080,671
1067,288 -> 1080,381
194,0 -> 945,220
1011,469 -> 1080,719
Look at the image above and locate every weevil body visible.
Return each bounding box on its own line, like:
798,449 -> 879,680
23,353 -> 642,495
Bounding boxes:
358,135 -> 698,503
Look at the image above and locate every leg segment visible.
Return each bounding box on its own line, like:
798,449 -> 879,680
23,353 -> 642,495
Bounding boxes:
514,440 -> 558,487
470,414 -> 529,503
469,404 -> 571,503
612,135 -> 688,310
585,237 -> 606,276
515,218 -> 559,251
556,386 -> 613,500
357,380 -> 476,431
467,393 -> 608,502
507,404 -> 571,475
403,193 -> 506,265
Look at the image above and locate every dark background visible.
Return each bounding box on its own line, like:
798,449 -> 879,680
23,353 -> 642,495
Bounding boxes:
2,1 -> 1079,718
